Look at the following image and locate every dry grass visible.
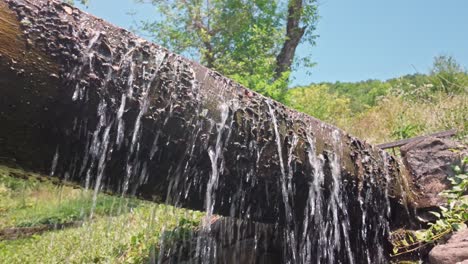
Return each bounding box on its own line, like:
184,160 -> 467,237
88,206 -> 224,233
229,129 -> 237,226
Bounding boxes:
337,93 -> 467,145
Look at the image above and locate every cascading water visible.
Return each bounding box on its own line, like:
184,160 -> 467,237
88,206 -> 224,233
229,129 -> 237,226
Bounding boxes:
53,33 -> 397,261
260,107 -> 392,264
6,2 -> 412,262
267,101 -> 299,263
195,102 -> 231,263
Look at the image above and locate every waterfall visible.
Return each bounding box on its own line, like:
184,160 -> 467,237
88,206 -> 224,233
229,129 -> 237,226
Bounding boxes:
0,2 -> 418,263
39,16 -> 397,264
267,101 -> 299,263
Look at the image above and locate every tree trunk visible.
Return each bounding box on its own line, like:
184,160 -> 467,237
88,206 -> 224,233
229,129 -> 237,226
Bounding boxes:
274,0 -> 306,80
0,0 -> 413,236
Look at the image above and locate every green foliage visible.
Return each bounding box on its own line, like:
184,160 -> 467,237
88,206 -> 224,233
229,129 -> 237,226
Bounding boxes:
63,0 -> 88,5
135,0 -> 319,101
391,114 -> 424,140
121,213 -> 203,263
391,157 -> 468,257
283,62 -> 467,146
0,204 -> 202,263
0,165 -> 203,263
0,165 -> 141,229
232,70 -> 290,102
429,55 -> 468,94
288,56 -> 466,136
285,84 -> 351,122
297,56 -> 468,144
12,195 -> 138,228
385,56 -> 467,100
327,79 -> 392,113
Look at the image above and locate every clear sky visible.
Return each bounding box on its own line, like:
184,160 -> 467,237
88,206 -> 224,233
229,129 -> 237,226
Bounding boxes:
76,0 -> 468,86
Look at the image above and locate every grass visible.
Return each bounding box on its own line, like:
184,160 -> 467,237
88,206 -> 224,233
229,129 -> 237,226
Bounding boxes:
0,204 -> 203,263
0,165 -> 139,229
0,165 -> 204,263
285,57 -> 467,145
339,92 -> 467,144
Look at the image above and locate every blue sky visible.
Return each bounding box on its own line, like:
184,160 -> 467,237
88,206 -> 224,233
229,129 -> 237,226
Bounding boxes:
76,0 -> 468,86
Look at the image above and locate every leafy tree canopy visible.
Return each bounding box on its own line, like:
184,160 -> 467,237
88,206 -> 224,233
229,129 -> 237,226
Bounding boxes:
135,0 -> 319,101
65,0 -> 319,101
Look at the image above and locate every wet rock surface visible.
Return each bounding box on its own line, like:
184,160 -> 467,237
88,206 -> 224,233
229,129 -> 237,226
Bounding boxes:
429,228 -> 468,264
0,0 -> 415,262
160,217 -> 282,264
401,136 -> 466,208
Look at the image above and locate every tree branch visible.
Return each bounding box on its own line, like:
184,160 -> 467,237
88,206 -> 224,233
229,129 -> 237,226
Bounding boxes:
274,0 -> 306,80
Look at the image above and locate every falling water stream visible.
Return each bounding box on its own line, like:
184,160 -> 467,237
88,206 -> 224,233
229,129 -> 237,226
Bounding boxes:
267,101 -> 299,263
56,34 -> 395,262
6,4 -> 406,262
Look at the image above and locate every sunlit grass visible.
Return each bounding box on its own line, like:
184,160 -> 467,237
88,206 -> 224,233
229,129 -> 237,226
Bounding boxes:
0,165 -> 204,263
0,165 -> 139,229
0,204 -> 202,263
338,93 -> 467,144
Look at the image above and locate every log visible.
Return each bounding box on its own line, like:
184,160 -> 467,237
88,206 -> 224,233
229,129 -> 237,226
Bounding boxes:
377,129 -> 457,150
0,0 -> 414,261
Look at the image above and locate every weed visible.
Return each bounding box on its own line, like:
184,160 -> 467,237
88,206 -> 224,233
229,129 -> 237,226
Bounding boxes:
391,157 -> 468,257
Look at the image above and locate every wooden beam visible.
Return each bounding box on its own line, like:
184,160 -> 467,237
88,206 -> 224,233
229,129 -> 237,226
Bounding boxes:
377,129 -> 457,150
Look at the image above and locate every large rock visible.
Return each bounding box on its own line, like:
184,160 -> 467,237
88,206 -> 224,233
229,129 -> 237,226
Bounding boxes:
0,0 -> 412,222
401,136 -> 466,208
0,1 -> 413,262
429,228 -> 468,264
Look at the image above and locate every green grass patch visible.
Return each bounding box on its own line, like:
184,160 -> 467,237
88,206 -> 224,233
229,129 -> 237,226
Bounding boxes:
0,204 -> 203,263
0,165 -> 141,229
0,165 -> 204,263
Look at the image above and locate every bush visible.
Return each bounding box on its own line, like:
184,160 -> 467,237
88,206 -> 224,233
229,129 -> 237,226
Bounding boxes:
285,84 -> 351,123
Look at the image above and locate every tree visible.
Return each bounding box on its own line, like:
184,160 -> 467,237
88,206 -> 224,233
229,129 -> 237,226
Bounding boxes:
136,0 -> 319,101
430,55 -> 467,94
285,84 -> 351,122
64,0 -> 87,5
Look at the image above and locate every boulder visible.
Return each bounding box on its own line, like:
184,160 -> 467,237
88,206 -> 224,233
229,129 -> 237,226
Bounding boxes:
429,228 -> 468,264
400,136 -> 466,208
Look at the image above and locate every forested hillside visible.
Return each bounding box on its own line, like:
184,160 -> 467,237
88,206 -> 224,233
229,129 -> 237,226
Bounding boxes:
68,1 -> 466,146
285,55 -> 467,144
